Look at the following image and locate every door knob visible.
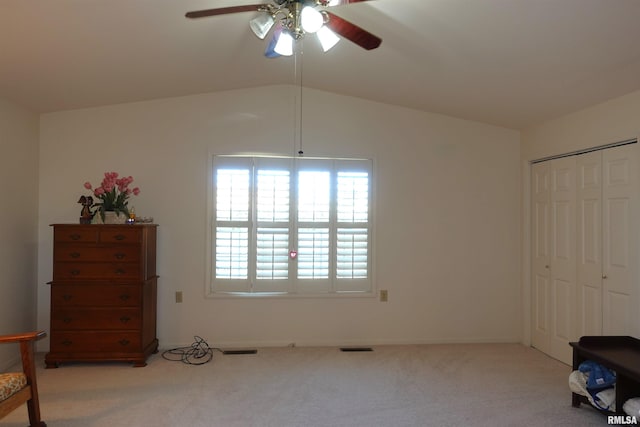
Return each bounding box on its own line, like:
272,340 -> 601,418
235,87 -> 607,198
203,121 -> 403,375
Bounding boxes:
602,274 -> 608,279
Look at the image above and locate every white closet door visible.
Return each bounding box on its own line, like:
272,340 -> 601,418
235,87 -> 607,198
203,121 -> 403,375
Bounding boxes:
602,144 -> 639,336
548,156 -> 577,363
533,143 -> 638,364
576,151 -> 603,336
531,162 -> 550,354
531,156 -> 576,363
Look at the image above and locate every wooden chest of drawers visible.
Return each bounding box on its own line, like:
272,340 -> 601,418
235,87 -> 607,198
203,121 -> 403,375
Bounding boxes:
45,224 -> 158,368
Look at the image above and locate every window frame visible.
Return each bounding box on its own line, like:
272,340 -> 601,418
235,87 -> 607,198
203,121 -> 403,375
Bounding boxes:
206,154 -> 374,297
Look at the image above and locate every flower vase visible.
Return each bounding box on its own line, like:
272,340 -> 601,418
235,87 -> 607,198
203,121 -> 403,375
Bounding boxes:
103,211 -> 127,224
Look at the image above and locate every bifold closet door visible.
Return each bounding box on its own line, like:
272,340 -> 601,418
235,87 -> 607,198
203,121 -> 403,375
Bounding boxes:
531,156 -> 576,364
576,144 -> 639,338
576,151 -> 603,336
601,144 -> 639,336
531,161 -> 550,354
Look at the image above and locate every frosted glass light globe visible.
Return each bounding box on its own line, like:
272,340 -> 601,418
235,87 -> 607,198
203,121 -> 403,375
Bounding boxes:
301,6 -> 323,33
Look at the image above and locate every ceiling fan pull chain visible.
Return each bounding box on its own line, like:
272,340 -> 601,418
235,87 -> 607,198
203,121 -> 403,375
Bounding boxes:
298,41 -> 304,157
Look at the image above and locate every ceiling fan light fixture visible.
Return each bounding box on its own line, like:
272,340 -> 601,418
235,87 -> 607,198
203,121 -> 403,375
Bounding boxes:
300,6 -> 324,34
249,13 -> 275,39
317,26 -> 340,52
274,30 -> 294,56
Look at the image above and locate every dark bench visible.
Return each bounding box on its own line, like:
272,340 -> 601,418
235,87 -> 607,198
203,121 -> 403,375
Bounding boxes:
570,336 -> 640,414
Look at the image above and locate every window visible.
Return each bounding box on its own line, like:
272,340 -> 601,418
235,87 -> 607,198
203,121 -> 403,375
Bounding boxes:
209,155 -> 372,295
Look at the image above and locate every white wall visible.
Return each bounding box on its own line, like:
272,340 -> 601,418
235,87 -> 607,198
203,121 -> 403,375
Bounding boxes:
38,85 -> 521,350
520,89 -> 640,345
0,98 -> 39,369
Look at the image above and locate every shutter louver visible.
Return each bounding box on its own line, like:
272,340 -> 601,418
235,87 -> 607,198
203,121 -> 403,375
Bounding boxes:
337,228 -> 368,278
337,172 -> 369,223
298,228 -> 329,279
216,169 -> 249,221
257,170 -> 290,222
256,228 -> 289,279
298,171 -> 330,222
216,227 -> 249,279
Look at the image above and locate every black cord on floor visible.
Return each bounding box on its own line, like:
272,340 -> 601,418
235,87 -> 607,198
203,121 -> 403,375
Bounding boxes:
161,336 -> 222,365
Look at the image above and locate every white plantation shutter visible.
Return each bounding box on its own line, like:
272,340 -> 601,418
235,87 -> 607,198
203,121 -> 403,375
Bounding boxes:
336,171 -> 369,280
337,172 -> 369,223
216,169 -> 250,221
210,155 -> 372,295
256,228 -> 289,279
298,171 -> 330,222
298,228 -> 330,279
257,170 -> 290,223
297,169 -> 330,282
253,160 -> 292,292
336,228 -> 368,279
216,227 -> 249,279
212,158 -> 252,292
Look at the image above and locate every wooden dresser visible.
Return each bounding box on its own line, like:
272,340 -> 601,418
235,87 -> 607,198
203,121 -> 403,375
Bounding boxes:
45,224 -> 158,368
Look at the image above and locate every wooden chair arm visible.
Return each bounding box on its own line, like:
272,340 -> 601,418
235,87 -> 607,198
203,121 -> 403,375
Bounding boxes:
0,331 -> 46,344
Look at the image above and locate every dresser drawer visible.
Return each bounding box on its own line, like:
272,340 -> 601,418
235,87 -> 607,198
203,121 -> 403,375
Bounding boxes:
54,227 -> 98,243
51,308 -> 141,330
51,284 -> 141,307
49,331 -> 141,353
99,228 -> 141,244
54,245 -> 140,263
53,262 -> 141,280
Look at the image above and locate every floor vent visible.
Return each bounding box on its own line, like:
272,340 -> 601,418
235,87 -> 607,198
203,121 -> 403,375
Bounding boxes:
340,347 -> 373,352
222,349 -> 258,355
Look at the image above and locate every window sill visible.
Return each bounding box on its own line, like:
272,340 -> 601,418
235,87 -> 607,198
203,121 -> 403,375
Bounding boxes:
205,291 -> 377,299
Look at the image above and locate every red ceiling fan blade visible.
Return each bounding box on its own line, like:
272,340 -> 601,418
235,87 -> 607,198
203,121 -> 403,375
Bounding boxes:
185,4 -> 265,19
324,11 -> 381,50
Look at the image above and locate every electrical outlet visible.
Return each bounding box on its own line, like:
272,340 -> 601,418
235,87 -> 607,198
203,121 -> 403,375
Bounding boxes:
380,290 -> 388,302
175,291 -> 183,303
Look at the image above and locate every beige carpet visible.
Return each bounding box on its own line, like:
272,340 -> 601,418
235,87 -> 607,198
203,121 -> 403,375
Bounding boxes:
2,343 -> 606,427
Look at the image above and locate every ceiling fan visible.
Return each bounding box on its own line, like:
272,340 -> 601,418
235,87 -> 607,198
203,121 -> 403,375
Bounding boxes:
186,0 -> 382,57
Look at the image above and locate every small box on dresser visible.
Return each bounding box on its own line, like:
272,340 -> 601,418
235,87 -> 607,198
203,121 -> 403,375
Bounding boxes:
46,224 -> 158,368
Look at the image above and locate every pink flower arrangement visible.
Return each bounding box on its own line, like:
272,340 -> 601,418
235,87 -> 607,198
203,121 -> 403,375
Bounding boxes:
83,172 -> 140,220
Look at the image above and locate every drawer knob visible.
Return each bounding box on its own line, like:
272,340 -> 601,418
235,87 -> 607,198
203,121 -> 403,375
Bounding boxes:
119,294 -> 130,301
114,234 -> 126,241
114,252 -> 126,260
119,339 -> 130,346
70,234 -> 81,241
62,294 -> 73,301
63,317 -> 72,323
69,252 -> 81,258
115,268 -> 125,275
120,316 -> 131,324
71,269 -> 81,276
62,340 -> 73,346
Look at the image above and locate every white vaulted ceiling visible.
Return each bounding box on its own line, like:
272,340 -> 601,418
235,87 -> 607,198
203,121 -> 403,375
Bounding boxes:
2,0 -> 640,129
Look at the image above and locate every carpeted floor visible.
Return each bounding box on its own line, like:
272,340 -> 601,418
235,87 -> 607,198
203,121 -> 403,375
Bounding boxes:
2,343 -> 607,426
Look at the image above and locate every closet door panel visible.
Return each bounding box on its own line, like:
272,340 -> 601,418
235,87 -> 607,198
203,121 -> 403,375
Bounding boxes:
602,144 -> 639,336
576,151 -> 602,336
549,156 -> 576,363
531,162 -> 550,353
